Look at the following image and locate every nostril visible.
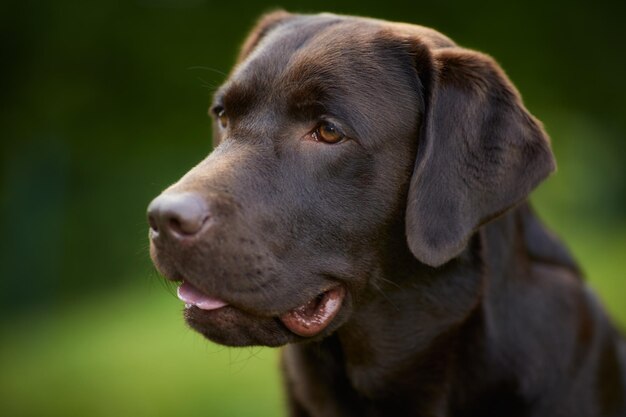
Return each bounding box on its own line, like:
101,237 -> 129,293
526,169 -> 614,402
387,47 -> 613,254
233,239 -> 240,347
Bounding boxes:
147,198 -> 162,237
148,213 -> 159,233
167,215 -> 209,236
168,218 -> 182,234
147,192 -> 210,239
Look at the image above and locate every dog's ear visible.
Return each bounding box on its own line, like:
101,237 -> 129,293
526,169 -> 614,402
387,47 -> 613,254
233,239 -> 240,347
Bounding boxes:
406,47 -> 556,267
236,10 -> 294,63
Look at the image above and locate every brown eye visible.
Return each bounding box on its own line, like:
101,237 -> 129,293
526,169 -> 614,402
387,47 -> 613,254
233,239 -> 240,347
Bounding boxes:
313,122 -> 344,144
217,109 -> 228,129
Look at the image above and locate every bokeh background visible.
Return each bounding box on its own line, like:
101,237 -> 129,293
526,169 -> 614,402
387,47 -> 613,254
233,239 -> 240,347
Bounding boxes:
1,0 -> 624,416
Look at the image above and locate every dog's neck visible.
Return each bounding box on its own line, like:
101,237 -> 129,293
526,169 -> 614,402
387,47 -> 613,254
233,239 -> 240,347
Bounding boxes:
284,203 -> 590,416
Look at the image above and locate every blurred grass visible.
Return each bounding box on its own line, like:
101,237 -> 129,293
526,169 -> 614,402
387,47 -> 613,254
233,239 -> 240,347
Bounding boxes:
0,281 -> 285,417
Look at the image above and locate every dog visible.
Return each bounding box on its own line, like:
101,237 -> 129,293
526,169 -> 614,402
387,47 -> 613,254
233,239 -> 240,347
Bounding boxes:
147,11 -> 626,416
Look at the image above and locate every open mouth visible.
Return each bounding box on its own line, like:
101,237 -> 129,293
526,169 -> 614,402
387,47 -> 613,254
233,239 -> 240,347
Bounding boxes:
177,281 -> 345,338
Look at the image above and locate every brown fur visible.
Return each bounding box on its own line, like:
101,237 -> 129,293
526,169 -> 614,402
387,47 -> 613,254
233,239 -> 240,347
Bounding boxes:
148,11 -> 626,416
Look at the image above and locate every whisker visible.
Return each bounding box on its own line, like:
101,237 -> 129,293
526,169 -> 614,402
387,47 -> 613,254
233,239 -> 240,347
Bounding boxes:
371,281 -> 400,312
376,275 -> 403,290
196,76 -> 220,91
187,66 -> 228,77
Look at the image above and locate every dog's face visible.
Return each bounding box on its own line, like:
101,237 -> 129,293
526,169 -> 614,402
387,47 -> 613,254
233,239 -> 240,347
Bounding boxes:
148,12 -> 555,347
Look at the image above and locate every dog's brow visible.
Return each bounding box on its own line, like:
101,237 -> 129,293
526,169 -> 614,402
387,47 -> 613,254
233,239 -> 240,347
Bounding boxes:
222,83 -> 256,118
286,81 -> 330,120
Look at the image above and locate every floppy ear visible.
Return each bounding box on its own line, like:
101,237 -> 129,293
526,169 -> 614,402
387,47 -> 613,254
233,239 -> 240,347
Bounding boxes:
236,10 -> 294,63
406,47 -> 556,267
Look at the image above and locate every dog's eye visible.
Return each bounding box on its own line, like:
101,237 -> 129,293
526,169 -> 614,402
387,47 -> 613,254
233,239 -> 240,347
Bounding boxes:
212,105 -> 228,129
313,122 -> 344,144
217,109 -> 228,129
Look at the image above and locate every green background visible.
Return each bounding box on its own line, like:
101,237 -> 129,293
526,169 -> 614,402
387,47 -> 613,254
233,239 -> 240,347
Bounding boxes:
1,0 -> 624,416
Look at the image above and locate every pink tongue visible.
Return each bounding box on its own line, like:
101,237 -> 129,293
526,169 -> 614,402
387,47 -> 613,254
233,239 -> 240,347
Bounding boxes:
177,281 -> 228,311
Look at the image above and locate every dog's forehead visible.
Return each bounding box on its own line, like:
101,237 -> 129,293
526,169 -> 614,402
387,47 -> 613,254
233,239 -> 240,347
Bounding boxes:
219,15 -> 426,141
233,14 -> 454,80
232,16 -> 383,89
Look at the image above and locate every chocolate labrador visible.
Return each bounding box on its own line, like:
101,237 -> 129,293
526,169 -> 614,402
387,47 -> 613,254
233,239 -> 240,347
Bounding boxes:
147,11 -> 626,417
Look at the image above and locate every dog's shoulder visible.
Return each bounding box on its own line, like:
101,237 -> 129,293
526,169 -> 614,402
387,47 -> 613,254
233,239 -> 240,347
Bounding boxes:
517,203 -> 581,276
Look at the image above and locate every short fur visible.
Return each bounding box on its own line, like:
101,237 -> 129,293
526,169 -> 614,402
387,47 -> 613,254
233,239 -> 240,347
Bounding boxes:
149,11 -> 626,417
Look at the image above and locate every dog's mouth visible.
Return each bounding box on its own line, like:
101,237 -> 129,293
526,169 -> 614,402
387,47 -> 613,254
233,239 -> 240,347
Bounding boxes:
177,281 -> 346,338
279,285 -> 346,337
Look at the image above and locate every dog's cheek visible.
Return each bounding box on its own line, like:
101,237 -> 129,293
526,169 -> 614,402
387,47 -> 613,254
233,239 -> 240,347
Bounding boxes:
326,147 -> 375,185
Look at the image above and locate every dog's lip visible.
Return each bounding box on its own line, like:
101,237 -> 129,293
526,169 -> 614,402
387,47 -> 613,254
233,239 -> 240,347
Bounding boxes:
176,280 -> 345,337
279,285 -> 346,337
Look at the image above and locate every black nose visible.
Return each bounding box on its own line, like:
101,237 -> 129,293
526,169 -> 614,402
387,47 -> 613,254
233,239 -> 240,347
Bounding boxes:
147,192 -> 209,238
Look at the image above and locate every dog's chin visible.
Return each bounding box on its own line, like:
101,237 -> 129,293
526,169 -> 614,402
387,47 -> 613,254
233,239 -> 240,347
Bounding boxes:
184,306 -> 295,347
182,285 -> 350,347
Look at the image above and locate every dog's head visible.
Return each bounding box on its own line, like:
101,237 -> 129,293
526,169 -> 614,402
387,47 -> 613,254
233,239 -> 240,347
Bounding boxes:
148,12 -> 555,347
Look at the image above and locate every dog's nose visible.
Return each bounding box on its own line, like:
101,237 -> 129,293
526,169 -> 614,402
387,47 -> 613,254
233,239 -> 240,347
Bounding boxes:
147,192 -> 209,238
